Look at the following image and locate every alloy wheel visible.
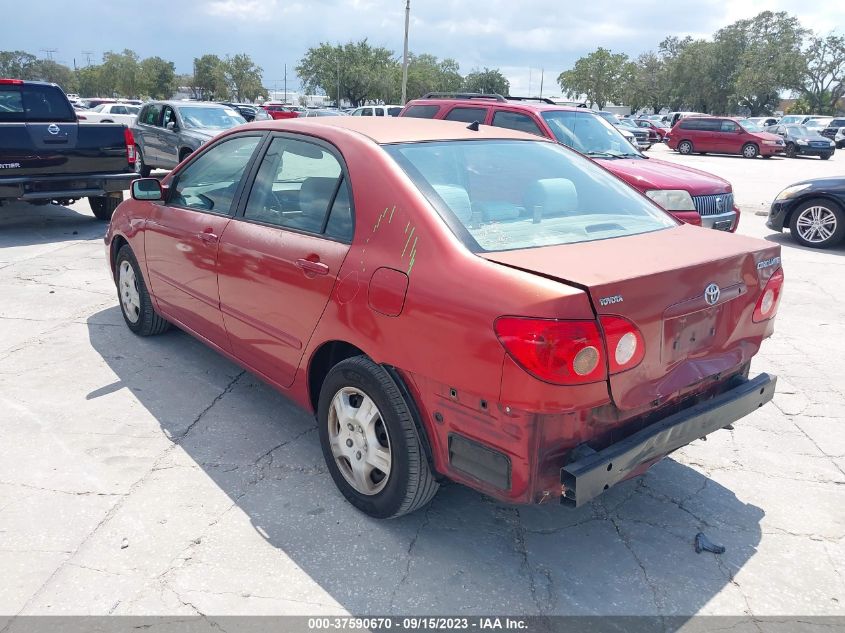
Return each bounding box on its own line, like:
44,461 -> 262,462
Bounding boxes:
795,205 -> 838,244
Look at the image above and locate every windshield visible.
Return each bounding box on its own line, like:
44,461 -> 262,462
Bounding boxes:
805,119 -> 830,129
385,140 -> 675,252
738,119 -> 762,132
786,125 -> 810,136
178,106 -> 246,129
541,110 -> 641,158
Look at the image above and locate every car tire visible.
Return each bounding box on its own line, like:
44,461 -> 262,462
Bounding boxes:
677,140 -> 693,155
89,195 -> 122,221
135,145 -> 152,177
785,143 -> 797,158
821,153 -> 832,160
114,245 -> 171,335
788,198 -> 845,249
317,356 -> 439,519
742,143 -> 759,159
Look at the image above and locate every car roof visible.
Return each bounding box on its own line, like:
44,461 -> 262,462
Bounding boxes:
149,100 -> 231,108
238,116 -> 553,144
405,96 -> 584,114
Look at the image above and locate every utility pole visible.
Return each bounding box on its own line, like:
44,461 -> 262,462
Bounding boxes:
284,64 -> 287,104
401,0 -> 410,105
539,68 -> 544,98
82,50 -> 93,66
336,52 -> 341,108
40,48 -> 57,61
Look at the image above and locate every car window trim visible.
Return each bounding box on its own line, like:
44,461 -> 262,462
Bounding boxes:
232,131 -> 356,244
165,131 -> 269,218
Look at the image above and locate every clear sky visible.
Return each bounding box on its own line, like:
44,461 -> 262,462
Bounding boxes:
2,0 -> 842,97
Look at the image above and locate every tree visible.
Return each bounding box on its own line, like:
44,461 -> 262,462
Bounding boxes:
462,67 -> 509,96
223,54 -> 266,102
30,59 -> 76,92
621,52 -> 666,113
140,56 -> 176,99
193,54 -> 227,100
0,50 -> 38,78
297,40 -> 398,107
99,50 -> 141,98
717,11 -> 806,115
75,65 -> 103,97
800,34 -> 845,114
557,48 -> 629,110
403,54 -> 462,100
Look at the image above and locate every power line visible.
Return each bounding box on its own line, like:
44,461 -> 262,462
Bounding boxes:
82,50 -> 94,66
40,48 -> 57,61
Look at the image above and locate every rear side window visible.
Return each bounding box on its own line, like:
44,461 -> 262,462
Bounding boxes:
386,140 -> 675,252
243,137 -> 353,240
491,111 -> 544,137
680,118 -> 719,131
0,84 -> 75,122
403,105 -> 441,119
444,107 -> 488,123
831,119 -> 845,127
140,104 -> 162,126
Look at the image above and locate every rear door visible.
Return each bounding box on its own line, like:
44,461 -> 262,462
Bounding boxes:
144,133 -> 264,348
490,109 -> 546,137
217,134 -> 353,388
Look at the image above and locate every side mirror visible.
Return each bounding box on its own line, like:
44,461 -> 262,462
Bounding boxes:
166,121 -> 178,131
131,178 -> 163,201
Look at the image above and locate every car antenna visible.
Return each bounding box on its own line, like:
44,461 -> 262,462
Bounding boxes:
467,120 -> 480,131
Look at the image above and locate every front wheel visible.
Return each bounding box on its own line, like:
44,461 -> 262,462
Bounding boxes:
114,245 -> 171,335
677,140 -> 693,155
789,198 -> 845,249
89,194 -> 122,221
820,153 -> 832,160
742,143 -> 759,159
785,143 -> 797,158
317,356 -> 438,518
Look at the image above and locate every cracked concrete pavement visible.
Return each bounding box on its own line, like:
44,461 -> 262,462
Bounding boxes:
0,146 -> 843,623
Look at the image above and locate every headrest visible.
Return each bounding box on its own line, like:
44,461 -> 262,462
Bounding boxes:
524,178 -> 577,216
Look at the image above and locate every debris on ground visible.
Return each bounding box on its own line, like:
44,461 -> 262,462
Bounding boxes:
694,532 -> 726,554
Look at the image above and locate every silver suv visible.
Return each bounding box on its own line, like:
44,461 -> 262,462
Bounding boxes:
131,101 -> 246,176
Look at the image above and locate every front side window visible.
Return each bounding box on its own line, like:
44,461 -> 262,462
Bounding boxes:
244,137 -> 352,239
722,120 -> 741,133
388,107 -> 402,116
491,111 -> 543,136
170,135 -> 262,214
542,110 -> 640,158
162,106 -> 176,128
385,140 -> 675,252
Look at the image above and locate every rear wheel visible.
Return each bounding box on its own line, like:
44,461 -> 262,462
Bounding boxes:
742,143 -> 759,159
89,194 -> 122,221
135,145 -> 152,177
317,356 -> 438,518
789,199 -> 845,249
677,140 -> 693,155
114,245 -> 170,335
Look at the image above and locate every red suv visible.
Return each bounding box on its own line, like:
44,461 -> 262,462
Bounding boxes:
667,116 -> 785,159
400,94 -> 740,231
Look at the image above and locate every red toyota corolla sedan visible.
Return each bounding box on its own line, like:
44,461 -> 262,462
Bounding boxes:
106,118 -> 783,518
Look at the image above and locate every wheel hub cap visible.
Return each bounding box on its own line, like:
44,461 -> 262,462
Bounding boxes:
328,387 -> 392,495
796,206 -> 837,243
118,260 -> 141,323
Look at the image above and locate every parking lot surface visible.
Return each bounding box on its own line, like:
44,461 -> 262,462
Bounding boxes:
1,146 -> 844,621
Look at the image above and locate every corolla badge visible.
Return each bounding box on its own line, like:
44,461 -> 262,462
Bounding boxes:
47,124 -> 60,135
704,283 -> 721,306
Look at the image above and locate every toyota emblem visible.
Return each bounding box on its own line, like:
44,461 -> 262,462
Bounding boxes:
704,283 -> 721,306
47,124 -> 60,135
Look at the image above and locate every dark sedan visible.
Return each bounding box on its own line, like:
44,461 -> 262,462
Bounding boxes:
768,178 -> 845,248
766,124 -> 836,159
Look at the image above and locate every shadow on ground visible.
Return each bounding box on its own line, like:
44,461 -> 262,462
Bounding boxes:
86,306 -> 764,617
0,202 -> 106,250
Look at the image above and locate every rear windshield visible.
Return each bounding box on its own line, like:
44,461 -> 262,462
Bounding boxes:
0,84 -> 76,122
385,140 -> 676,252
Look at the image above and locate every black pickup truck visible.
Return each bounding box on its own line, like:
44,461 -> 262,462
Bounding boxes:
0,79 -> 136,220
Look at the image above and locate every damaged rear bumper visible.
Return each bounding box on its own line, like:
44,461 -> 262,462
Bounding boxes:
561,373 -> 776,507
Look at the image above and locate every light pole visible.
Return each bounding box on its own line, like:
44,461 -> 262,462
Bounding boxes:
401,0 -> 410,105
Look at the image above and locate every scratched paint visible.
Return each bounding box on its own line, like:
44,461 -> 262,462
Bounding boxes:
401,227 -> 416,257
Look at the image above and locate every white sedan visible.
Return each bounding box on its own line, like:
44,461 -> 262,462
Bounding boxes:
78,103 -> 140,125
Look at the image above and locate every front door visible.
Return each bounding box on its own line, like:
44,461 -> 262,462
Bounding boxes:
144,134 -> 264,349
217,135 -> 354,388
717,119 -> 742,154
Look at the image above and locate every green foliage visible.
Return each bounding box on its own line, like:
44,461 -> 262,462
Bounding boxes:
297,40 -> 398,107
462,67 -> 510,96
192,54 -> 227,100
800,35 -> 845,114
140,57 -> 177,100
0,50 -> 38,79
557,47 -> 629,110
403,54 -> 463,100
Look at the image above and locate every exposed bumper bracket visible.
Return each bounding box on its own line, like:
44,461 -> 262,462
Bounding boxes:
561,373 -> 777,507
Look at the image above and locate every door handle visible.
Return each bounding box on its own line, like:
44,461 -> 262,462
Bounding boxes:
296,258 -> 329,275
197,230 -> 219,243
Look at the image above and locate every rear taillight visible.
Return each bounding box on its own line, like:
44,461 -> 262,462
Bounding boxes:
0,78 -> 23,84
600,316 -> 646,373
494,317 -> 606,385
753,268 -> 784,322
124,128 -> 136,165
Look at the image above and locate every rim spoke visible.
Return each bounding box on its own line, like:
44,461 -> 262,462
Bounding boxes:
367,446 -> 391,475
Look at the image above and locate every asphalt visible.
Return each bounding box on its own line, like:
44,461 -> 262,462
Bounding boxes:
0,144 -> 843,624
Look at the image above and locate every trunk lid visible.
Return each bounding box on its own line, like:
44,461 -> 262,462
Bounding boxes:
482,224 -> 781,410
